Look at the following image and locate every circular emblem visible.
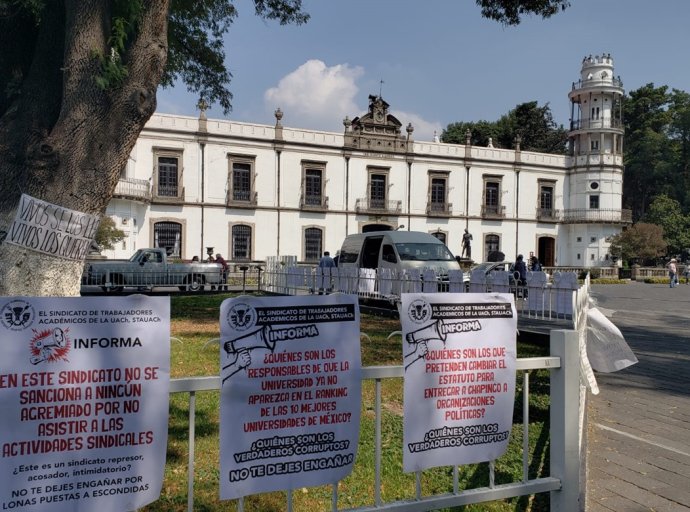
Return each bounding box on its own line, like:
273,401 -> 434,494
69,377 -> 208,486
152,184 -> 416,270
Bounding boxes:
407,299 -> 431,324
226,303 -> 257,332
1,300 -> 35,331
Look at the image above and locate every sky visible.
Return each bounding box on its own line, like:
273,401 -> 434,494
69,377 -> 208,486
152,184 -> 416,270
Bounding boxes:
156,0 -> 690,142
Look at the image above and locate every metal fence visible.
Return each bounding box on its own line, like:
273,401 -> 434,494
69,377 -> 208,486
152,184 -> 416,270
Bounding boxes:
169,330 -> 581,511
262,261 -> 581,323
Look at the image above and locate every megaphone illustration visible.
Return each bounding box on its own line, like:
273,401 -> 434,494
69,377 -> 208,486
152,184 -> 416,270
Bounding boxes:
405,320 -> 447,346
31,328 -> 67,365
223,326 -> 276,355
35,328 -> 66,349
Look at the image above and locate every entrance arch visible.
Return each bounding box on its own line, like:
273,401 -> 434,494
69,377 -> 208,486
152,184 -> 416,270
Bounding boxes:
537,236 -> 555,267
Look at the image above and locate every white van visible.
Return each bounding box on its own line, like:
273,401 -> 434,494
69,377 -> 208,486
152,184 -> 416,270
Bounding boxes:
338,231 -> 460,291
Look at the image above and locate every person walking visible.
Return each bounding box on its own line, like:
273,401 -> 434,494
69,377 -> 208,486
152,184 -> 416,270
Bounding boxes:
667,258 -> 678,288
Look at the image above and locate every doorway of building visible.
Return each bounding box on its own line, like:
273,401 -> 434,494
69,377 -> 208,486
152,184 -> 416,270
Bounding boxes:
538,237 -> 555,267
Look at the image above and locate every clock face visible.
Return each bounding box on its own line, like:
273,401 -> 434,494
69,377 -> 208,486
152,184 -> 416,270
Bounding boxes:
375,111 -> 384,122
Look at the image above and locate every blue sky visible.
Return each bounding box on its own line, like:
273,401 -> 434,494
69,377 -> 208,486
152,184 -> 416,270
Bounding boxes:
156,0 -> 690,141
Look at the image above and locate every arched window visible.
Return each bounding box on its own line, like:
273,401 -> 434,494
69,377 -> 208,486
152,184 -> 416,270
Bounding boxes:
430,231 -> 447,244
232,225 -> 252,260
153,221 -> 182,258
304,228 -> 323,262
484,234 -> 500,260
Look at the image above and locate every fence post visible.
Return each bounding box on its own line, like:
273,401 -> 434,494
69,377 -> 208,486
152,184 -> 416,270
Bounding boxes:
550,329 -> 581,511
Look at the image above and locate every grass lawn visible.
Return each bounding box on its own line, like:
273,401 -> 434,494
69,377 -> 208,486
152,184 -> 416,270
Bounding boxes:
142,293 -> 552,512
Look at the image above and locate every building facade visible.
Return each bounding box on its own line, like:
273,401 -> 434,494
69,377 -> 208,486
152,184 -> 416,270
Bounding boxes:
104,55 -> 630,267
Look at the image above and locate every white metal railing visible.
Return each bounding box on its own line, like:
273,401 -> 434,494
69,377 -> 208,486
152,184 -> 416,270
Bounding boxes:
261,264 -> 580,323
167,330 -> 580,511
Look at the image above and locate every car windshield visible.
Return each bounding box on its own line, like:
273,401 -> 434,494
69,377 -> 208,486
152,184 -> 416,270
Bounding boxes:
129,250 -> 145,262
395,243 -> 455,262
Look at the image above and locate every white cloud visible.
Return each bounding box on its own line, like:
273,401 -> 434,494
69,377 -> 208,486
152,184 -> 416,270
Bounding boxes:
264,60 -> 442,141
264,60 -> 364,132
391,110 -> 443,143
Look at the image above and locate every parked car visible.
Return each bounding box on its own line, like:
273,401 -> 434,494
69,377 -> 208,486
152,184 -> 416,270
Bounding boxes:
338,230 -> 461,294
82,248 -> 223,292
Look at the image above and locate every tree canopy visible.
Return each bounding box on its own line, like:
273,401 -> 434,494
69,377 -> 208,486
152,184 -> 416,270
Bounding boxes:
608,223 -> 667,265
476,0 -> 570,25
622,83 -> 690,220
641,195 -> 690,256
441,101 -> 568,154
94,216 -> 126,251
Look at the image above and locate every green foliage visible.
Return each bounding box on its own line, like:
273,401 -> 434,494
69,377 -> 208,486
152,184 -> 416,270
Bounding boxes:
642,195 -> 690,255
475,0 -> 570,25
164,0 -> 309,114
623,83 -> 690,221
441,101 -> 567,154
609,222 -> 668,264
94,216 -> 126,251
93,0 -> 143,90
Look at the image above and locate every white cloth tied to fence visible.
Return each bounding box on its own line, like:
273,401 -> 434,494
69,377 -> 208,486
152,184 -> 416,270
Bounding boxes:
286,266 -> 301,289
552,271 -> 578,316
358,268 -> 376,294
447,269 -> 464,293
422,269 -> 437,293
468,268 -> 488,293
315,266 -> 331,291
526,271 -> 548,311
490,270 -> 511,293
378,267 -> 394,296
403,269 -> 422,293
585,307 -> 638,372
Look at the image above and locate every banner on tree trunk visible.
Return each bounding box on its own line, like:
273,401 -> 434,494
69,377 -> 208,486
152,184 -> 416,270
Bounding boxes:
401,293 -> 517,472
219,294 -> 361,500
0,296 -> 170,512
4,194 -> 100,261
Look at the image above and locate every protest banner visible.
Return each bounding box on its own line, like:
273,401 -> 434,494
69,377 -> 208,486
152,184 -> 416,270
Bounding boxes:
4,194 -> 100,261
219,294 -> 361,500
0,296 -> 170,511
402,293 -> 517,472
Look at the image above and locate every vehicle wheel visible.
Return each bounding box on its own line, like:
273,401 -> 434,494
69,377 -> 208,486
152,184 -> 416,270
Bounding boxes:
183,274 -> 205,292
102,275 -> 124,293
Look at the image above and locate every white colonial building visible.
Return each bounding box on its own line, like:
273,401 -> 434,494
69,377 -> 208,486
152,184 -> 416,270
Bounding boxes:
104,54 -> 629,268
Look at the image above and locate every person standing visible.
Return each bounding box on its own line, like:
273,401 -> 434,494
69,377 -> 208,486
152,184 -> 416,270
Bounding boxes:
667,258 -> 678,288
215,253 -> 229,290
461,229 -> 473,258
319,251 -> 336,268
530,255 -> 542,272
514,254 -> 528,286
318,251 -> 336,294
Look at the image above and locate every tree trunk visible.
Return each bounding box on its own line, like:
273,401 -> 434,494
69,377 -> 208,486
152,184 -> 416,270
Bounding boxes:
0,1 -> 169,297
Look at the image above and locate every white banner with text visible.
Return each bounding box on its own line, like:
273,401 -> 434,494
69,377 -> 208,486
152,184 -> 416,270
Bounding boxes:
0,296 -> 170,511
402,293 -> 517,472
219,294 -> 361,500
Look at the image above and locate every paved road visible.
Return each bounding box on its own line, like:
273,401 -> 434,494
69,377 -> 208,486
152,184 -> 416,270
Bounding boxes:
587,282 -> 690,511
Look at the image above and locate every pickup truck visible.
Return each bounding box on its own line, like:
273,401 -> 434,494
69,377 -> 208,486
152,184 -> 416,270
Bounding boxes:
82,248 -> 224,292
